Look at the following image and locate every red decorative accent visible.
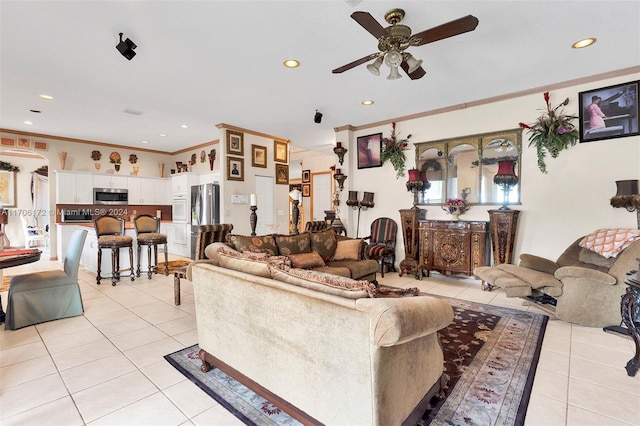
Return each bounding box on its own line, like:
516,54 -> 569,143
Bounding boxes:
496,160 -> 516,176
408,168 -> 421,181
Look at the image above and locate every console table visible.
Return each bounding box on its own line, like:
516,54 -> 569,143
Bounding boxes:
418,220 -> 490,278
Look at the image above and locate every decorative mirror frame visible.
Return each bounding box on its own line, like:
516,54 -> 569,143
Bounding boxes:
414,128 -> 523,206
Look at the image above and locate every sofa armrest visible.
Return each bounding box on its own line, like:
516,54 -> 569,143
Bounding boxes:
554,266 -> 617,285
519,254 -> 560,274
186,259 -> 216,281
356,297 -> 453,347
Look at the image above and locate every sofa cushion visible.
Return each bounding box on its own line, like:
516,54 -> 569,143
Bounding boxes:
226,234 -> 278,255
309,228 -> 338,262
579,228 -> 640,258
218,252 -> 291,278
271,267 -> 376,299
203,242 -> 238,265
328,259 -> 379,280
333,239 -> 363,261
578,247 -> 616,269
275,233 -> 311,255
289,251 -> 326,269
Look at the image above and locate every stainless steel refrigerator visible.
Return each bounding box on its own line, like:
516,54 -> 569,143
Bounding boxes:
190,183 -> 220,259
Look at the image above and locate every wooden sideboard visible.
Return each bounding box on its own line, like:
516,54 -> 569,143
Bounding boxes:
418,220 -> 490,277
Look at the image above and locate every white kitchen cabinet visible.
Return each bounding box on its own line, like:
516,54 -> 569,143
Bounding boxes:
93,174 -> 127,189
55,171 -> 94,204
127,177 -> 163,204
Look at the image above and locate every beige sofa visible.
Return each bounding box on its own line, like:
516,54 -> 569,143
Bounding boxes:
474,235 -> 640,327
190,259 -> 453,425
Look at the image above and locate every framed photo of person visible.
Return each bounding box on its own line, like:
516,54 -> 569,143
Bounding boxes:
274,140 -> 288,163
302,169 -> 311,183
357,133 -> 383,169
227,156 -> 244,181
227,130 -> 244,155
251,144 -> 267,168
578,80 -> 639,143
275,164 -> 289,184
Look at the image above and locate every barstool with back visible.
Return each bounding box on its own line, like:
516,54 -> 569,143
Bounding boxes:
133,214 -> 168,279
93,214 -> 135,286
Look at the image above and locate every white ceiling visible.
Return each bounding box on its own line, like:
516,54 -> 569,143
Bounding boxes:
1,1 -> 639,155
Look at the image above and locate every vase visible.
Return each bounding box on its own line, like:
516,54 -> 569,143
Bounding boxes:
95,162 -> 101,170
159,162 -> 165,177
114,164 -> 120,172
58,151 -> 67,170
133,166 -> 139,176
451,210 -> 461,221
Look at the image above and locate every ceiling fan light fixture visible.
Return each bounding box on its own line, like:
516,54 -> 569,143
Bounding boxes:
387,66 -> 402,80
404,53 -> 423,74
367,56 -> 383,76
384,49 -> 403,68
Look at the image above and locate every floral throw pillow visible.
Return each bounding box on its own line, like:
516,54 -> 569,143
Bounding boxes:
225,234 -> 278,255
274,232 -> 311,255
309,228 -> 338,262
288,252 -> 326,269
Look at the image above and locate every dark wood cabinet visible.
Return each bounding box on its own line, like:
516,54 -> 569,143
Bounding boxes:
398,208 -> 422,278
488,209 -> 520,265
419,220 -> 490,277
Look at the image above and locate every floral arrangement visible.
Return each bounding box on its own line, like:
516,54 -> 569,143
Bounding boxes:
0,160 -> 20,172
380,122 -> 411,179
128,154 -> 138,164
109,152 -> 121,164
443,198 -> 469,215
91,150 -> 101,161
519,92 -> 578,174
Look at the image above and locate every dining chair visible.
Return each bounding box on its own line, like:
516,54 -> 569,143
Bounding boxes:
20,215 -> 48,249
4,229 -> 87,330
94,214 -> 134,286
133,214 -> 168,279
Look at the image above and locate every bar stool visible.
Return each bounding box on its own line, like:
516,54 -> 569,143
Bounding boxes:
134,214 -> 168,279
93,215 -> 135,286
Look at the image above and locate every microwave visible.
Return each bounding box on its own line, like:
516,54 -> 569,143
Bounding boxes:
93,188 -> 128,205
61,209 -> 93,223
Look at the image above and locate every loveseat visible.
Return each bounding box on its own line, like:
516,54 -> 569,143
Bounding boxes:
190,255 -> 454,425
188,228 -> 380,283
474,229 -> 640,327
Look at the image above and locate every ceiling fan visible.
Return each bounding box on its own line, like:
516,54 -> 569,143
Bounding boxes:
332,8 -> 479,80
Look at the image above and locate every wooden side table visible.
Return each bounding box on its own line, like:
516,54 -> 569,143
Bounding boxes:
174,266 -> 187,305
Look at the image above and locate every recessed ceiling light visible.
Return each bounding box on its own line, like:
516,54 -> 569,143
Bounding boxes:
39,94 -> 53,100
159,133 -> 167,137
572,38 -> 597,49
361,100 -> 374,106
283,59 -> 300,68
180,124 -> 188,129
23,121 -> 33,125
141,140 -> 149,144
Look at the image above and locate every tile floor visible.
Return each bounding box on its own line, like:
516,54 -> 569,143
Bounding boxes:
1,259 -> 639,426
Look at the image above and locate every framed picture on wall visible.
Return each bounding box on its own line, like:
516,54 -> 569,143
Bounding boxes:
0,171 -> 17,207
302,183 -> 310,197
251,144 -> 267,168
302,169 -> 311,183
578,80 -> 639,143
274,140 -> 288,163
17,137 -> 31,149
227,156 -> 244,181
357,133 -> 383,169
227,130 -> 244,155
275,163 -> 289,184
1,138 -> 15,147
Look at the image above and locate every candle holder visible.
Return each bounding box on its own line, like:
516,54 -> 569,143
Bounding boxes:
333,172 -> 347,191
249,206 -> 258,236
333,143 -> 348,166
346,191 -> 375,238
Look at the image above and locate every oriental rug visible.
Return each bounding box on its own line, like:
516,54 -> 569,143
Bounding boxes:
165,297 -> 547,426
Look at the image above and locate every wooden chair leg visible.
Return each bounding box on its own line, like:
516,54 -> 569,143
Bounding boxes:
174,273 -> 181,305
129,246 -> 135,281
96,248 -> 102,285
147,244 -> 153,279
163,243 -> 169,276
111,248 -> 117,286
136,244 -> 142,277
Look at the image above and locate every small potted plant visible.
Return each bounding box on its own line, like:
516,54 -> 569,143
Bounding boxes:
380,122 -> 411,179
109,152 -> 122,172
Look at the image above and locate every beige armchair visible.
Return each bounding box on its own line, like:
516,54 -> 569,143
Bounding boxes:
474,236 -> 640,327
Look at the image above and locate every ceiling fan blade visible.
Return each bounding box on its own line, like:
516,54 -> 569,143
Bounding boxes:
351,11 -> 386,39
400,61 -> 426,80
332,53 -> 379,74
411,15 -> 479,46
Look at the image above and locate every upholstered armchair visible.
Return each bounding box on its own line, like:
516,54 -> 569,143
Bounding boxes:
5,229 -> 87,330
474,230 -> 640,327
364,217 -> 398,278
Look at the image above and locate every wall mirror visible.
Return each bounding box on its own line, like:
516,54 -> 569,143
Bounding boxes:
415,129 -> 522,206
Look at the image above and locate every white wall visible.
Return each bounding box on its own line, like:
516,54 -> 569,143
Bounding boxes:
331,72 -> 640,263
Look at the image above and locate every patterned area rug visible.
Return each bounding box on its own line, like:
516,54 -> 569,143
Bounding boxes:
166,259 -> 191,274
165,296 -> 547,426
